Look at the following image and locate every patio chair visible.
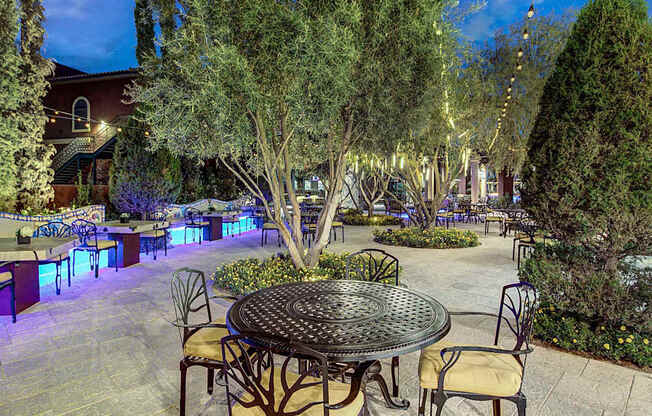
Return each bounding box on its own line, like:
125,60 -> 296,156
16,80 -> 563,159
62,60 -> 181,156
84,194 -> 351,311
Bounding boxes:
223,215 -> 240,238
0,262 -> 16,323
436,210 -> 455,229
345,249 -> 401,400
169,268 -> 240,416
36,221 -> 73,295
330,208 -> 345,242
417,282 -> 537,416
221,332 -> 365,416
142,210 -> 169,260
261,216 -> 281,247
184,208 -> 209,245
302,212 -> 319,248
70,219 -> 118,279
484,212 -> 504,236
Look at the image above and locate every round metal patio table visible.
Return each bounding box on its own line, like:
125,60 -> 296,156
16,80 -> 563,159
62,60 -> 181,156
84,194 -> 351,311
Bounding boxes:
226,280 -> 450,410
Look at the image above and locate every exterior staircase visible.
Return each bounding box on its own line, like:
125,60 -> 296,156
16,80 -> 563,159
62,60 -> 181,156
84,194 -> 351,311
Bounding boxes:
52,122 -> 120,184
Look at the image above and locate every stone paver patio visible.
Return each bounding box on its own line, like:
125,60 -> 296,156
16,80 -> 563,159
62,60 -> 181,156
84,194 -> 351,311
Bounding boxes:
0,223 -> 649,416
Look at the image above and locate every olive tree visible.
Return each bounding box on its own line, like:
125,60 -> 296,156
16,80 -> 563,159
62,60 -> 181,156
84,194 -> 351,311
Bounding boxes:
128,0 -> 445,268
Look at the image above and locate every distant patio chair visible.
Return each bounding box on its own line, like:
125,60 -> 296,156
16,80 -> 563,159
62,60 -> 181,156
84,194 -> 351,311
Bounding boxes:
36,221 -> 73,295
183,208 -> 208,245
70,219 -> 118,278
142,210 -> 169,260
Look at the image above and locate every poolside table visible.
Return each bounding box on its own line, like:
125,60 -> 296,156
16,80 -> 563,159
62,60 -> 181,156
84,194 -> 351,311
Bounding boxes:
202,210 -> 242,241
227,280 -> 450,410
97,220 -> 169,268
0,237 -> 77,315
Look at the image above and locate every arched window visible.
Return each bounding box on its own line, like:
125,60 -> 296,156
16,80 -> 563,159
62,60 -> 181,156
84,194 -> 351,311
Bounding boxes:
72,97 -> 90,132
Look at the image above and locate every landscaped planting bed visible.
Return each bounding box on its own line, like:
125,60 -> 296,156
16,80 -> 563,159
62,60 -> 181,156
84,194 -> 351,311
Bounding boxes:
520,244 -> 651,368
341,212 -> 403,226
212,252 -> 401,296
373,227 -> 479,249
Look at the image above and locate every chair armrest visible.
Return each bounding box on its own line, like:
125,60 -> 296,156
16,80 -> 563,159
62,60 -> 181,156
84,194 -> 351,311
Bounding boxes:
166,319 -> 228,330
436,345 -> 532,392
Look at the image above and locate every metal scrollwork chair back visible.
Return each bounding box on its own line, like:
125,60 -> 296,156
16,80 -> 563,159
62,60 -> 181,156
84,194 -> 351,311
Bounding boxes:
184,207 -> 202,226
70,219 -> 98,247
417,281 -> 538,416
169,268 -> 239,416
36,221 -> 73,238
222,332 -> 362,416
345,249 -> 399,286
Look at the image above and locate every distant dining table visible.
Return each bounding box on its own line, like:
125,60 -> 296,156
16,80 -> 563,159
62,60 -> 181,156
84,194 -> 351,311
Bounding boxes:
96,220 -> 169,268
201,210 -> 242,241
0,237 -> 77,315
226,280 -> 450,410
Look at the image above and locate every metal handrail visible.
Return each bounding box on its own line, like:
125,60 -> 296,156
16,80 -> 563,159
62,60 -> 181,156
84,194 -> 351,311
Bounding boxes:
51,120 -> 121,171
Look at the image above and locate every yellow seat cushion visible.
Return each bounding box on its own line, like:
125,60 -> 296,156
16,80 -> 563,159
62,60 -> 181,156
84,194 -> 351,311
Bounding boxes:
0,272 -> 13,283
232,366 -> 364,416
142,230 -> 167,238
262,223 -> 278,230
419,341 -> 523,397
332,221 -> 343,227
82,240 -> 117,250
438,212 -> 454,218
486,216 -> 503,222
183,319 -> 237,362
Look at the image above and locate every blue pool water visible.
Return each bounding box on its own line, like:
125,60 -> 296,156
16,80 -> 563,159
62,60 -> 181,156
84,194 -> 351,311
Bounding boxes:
38,217 -> 257,287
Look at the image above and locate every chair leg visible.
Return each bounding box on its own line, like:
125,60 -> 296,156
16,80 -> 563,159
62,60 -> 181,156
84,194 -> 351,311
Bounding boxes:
184,228 -> 187,245
432,391 -> 447,416
513,239 -> 517,261
492,399 -> 501,416
180,361 -> 188,416
153,237 -> 157,261
516,395 -> 527,416
95,252 -> 100,278
391,356 -> 399,397
164,232 -> 168,256
418,388 -> 429,416
72,250 -> 76,276
55,262 -> 61,295
67,258 -> 71,287
9,282 -> 16,323
114,247 -> 118,272
207,368 -> 214,394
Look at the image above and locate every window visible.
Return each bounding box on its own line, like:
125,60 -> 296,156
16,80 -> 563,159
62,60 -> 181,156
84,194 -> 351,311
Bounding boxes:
72,97 -> 90,132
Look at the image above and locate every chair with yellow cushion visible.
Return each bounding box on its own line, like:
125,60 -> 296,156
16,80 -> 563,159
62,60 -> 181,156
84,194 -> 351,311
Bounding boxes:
184,207 -> 209,245
418,282 -> 537,416
436,211 -> 455,229
484,214 -> 504,236
36,222 -> 73,295
142,210 -> 169,260
70,219 -> 118,279
262,221 -> 281,247
221,332 -> 365,416
169,268 -> 241,416
0,263 -> 16,323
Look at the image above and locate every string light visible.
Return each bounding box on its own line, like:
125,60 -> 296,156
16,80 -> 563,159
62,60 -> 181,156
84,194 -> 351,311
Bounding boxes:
516,62 -> 523,71
528,4 -> 535,19
510,75 -> 516,83
523,29 -> 529,40
518,48 -> 524,58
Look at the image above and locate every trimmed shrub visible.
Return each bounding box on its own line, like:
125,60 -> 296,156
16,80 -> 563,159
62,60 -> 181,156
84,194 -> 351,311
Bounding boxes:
373,227 -> 479,249
521,243 -> 651,367
342,213 -> 402,226
212,252 -> 401,296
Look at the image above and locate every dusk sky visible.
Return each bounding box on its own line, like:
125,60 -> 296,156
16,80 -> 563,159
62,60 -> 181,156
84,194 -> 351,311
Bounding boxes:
42,0 -> 651,74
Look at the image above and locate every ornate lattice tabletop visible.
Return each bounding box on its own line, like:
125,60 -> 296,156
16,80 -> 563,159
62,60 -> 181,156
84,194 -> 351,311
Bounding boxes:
227,280 -> 450,363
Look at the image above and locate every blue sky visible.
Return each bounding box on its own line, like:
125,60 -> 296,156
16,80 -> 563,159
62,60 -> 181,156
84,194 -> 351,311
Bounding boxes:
42,0 -> 651,74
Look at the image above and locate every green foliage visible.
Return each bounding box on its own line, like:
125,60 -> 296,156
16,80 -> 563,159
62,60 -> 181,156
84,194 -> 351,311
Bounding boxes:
521,0 -> 652,264
109,117 -> 182,218
534,306 -> 651,368
15,0 -> 55,212
135,0 -> 155,65
72,171 -> 92,208
178,159 -> 244,203
212,252 -> 401,296
520,243 -> 650,331
478,13 -> 573,171
488,195 -> 520,209
0,0 -> 23,212
373,227 -> 479,249
341,213 -> 402,226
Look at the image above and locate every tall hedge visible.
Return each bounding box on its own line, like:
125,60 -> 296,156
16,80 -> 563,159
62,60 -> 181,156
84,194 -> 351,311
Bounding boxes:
521,0 -> 651,269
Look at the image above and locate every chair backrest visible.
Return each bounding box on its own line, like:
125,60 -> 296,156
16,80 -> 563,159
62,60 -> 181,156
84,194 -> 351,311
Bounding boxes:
149,209 -> 168,222
184,208 -> 202,226
70,219 -> 98,247
36,221 -> 73,238
345,248 -> 399,286
221,332 -> 332,416
170,268 -> 212,341
493,282 -> 538,362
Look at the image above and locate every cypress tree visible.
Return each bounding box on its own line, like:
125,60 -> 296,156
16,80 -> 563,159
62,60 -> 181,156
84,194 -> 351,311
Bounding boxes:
15,0 -> 55,211
0,0 -> 23,211
135,0 -> 155,65
521,0 -> 651,268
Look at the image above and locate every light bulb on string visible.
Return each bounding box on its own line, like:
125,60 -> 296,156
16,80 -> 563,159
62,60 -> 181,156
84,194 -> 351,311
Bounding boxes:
117,127 -> 122,133
510,75 -> 516,83
528,4 -> 535,19
84,122 -> 90,129
49,118 -> 56,123
507,85 -> 512,93
507,95 -> 512,100
518,48 -> 524,58
516,62 -> 523,71
523,29 -> 529,40
144,131 -> 150,137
